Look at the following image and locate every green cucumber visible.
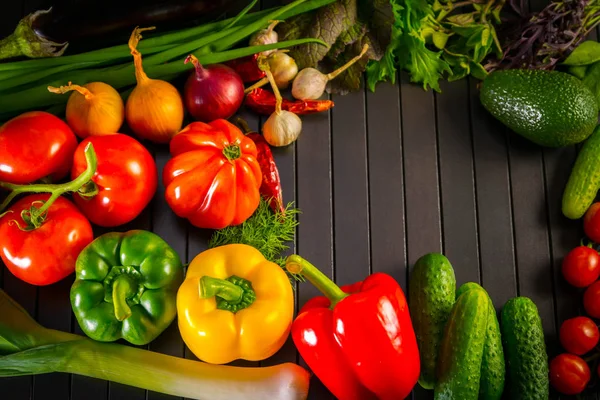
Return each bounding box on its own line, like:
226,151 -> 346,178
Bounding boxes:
501,297 -> 549,400
563,125 -> 600,219
409,253 -> 456,389
456,283 -> 505,400
434,288 -> 488,400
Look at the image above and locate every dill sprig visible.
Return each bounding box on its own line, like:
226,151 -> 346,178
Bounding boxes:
208,199 -> 302,284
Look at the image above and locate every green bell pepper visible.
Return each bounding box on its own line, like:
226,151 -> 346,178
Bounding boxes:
70,230 -> 184,346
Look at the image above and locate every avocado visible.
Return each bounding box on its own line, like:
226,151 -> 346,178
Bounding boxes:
479,69 -> 598,147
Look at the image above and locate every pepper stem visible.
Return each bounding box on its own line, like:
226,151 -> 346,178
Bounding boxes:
47,81 -> 94,100
0,143 -> 98,226
112,275 -> 134,322
222,144 -> 241,161
199,276 -> 256,313
184,54 -> 208,79
285,255 -> 348,307
326,44 -> 369,81
0,9 -> 68,60
128,26 -> 155,84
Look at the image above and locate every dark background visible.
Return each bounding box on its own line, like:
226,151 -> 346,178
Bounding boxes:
1,0 -> 598,399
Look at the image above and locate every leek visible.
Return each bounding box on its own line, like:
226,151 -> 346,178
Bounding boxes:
0,290 -> 310,400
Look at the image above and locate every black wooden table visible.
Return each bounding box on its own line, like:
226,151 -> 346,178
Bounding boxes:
1,0 -> 599,399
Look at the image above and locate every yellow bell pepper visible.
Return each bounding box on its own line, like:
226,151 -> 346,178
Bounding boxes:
177,243 -> 294,365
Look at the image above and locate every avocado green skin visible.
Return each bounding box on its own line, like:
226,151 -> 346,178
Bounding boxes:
409,253 -> 456,390
480,69 -> 598,147
434,289 -> 488,400
456,283 -> 505,400
501,297 -> 549,400
562,125 -> 600,219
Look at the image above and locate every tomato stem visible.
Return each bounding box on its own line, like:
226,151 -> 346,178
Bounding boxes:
0,143 -> 98,216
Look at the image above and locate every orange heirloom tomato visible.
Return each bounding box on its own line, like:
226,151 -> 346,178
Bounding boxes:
163,119 -> 262,230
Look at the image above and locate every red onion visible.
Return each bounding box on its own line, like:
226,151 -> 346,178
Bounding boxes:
183,54 -> 244,122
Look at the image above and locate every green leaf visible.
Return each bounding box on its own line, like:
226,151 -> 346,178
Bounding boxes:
582,61 -> 600,107
568,65 -> 589,79
469,61 -> 488,80
562,41 -> 600,66
432,31 -> 451,49
277,0 -> 358,69
399,35 -> 451,92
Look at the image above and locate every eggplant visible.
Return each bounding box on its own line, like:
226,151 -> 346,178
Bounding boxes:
1,0 -> 246,59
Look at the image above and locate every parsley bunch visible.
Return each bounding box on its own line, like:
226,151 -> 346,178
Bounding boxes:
367,0 -> 504,92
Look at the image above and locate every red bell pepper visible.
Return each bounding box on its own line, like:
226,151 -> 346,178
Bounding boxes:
286,255 -> 420,400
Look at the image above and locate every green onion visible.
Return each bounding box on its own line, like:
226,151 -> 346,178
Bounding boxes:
0,290 -> 310,400
0,38 -> 326,116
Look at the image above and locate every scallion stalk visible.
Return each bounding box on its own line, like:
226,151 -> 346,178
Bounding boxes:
0,38 -> 326,115
0,290 -> 310,400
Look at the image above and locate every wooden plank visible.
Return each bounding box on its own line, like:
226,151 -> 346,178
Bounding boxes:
295,98 -> 335,400
258,0 -> 299,369
147,145 -> 187,400
437,80 -> 480,285
366,81 -> 407,290
469,78 -> 518,309
401,72 -> 441,400
331,89 -> 371,286
507,134 -> 555,336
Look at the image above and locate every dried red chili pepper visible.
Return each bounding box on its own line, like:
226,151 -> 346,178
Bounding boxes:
235,118 -> 285,215
224,54 -> 266,83
245,88 -> 334,115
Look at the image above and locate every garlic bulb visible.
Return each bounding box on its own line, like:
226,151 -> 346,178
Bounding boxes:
263,110 -> 302,147
292,43 -> 369,100
249,20 -> 280,56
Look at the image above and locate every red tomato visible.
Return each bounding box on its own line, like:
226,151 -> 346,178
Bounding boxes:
562,246 -> 600,288
584,203 -> 600,243
560,316 -> 600,355
584,280 -> 600,319
0,194 -> 93,286
0,111 -> 78,184
71,134 -> 157,227
549,353 -> 591,395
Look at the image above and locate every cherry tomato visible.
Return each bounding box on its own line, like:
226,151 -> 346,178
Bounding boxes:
562,246 -> 600,288
0,194 -> 93,286
584,280 -> 600,319
585,203 -> 600,243
560,316 -> 599,355
0,111 -> 78,184
71,134 -> 157,227
549,353 -> 591,395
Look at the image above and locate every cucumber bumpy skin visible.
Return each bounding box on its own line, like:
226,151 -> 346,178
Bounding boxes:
562,125 -> 600,219
434,289 -> 488,400
456,283 -> 505,400
409,253 -> 456,390
501,297 -> 549,400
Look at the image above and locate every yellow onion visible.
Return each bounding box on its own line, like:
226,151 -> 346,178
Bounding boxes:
292,44 -> 369,100
262,68 -> 302,147
47,81 -> 124,138
125,27 -> 184,144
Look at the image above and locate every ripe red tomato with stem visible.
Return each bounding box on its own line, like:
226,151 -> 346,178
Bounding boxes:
562,245 -> 600,288
0,194 -> 93,285
0,144 -> 98,286
0,111 -> 77,184
584,280 -> 600,319
549,353 -> 591,395
560,317 -> 599,355
584,203 -> 600,243
71,134 -> 158,227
